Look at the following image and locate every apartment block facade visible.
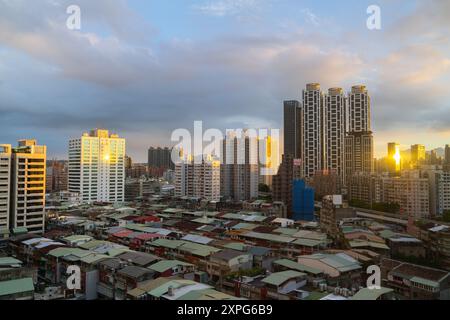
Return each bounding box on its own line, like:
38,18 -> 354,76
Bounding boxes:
69,129 -> 125,204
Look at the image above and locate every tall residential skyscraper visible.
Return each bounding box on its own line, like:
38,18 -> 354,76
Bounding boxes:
175,155 -> 221,201
221,130 -> 259,201
324,88 -> 346,182
69,129 -> 125,204
283,100 -> 302,159
10,140 -> 47,233
302,83 -> 324,177
411,144 -> 426,167
148,147 -> 174,177
444,145 -> 450,171
387,142 -> 401,174
344,85 -> 374,181
0,144 -> 11,234
259,133 -> 280,187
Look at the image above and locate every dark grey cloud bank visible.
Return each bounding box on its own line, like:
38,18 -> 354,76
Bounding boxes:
0,0 -> 449,161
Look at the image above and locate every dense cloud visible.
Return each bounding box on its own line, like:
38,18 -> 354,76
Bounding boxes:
0,0 -> 449,161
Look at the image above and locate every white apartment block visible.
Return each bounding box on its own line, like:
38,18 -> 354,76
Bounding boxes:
69,129 -> 125,204
175,156 -> 221,201
0,144 -> 11,234
324,88 -> 346,182
10,140 -> 47,233
348,85 -> 371,133
302,83 -> 324,178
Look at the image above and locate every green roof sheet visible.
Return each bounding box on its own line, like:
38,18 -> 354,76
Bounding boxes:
232,223 -> 258,230
48,247 -> 90,259
149,260 -> 194,273
178,288 -> 240,300
242,231 -> 295,244
63,235 -> 93,242
151,239 -> 220,257
274,228 -> 299,236
293,238 -> 326,247
352,287 -> 394,300
303,291 -> 329,300
223,242 -> 247,251
80,254 -> 109,264
274,259 -> 322,275
0,278 -> 34,296
192,217 -> 219,225
262,270 -> 305,286
349,240 -> 390,250
0,257 -> 23,267
148,279 -> 197,298
12,227 -> 28,234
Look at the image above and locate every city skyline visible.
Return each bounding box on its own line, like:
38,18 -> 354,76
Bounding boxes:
1,0 -> 450,162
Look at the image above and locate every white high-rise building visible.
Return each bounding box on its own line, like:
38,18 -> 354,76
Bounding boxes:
301,83 -> 324,178
10,140 -> 47,234
324,88 -> 346,182
348,85 -> 371,133
221,130 -> 259,201
0,144 -> 11,234
69,129 -> 125,204
175,155 -> 221,201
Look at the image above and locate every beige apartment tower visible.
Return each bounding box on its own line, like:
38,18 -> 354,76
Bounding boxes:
345,85 -> 374,183
10,140 -> 47,234
0,145 -> 12,235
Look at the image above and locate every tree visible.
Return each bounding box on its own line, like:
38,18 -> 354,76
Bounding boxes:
443,210 -> 450,223
259,183 -> 271,193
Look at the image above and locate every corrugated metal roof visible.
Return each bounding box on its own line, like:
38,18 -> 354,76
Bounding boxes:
0,278 -> 34,296
273,259 -> 322,275
182,234 -> 213,245
352,287 -> 394,300
149,260 -> 194,273
0,257 -> 23,268
262,270 -> 305,286
242,231 -> 295,244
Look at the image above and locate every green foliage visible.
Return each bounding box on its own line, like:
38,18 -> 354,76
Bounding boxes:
349,199 -> 371,209
259,183 -> 271,193
372,202 -> 400,214
442,210 -> 450,223
349,199 -> 401,214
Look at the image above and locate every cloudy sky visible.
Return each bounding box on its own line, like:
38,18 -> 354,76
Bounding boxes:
0,0 -> 449,162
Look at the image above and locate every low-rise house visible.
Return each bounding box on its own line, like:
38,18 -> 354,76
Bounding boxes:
297,253 -> 362,288
261,270 -> 307,298
381,258 -> 450,300
148,260 -> 195,278
126,277 -> 237,300
115,266 -> 156,298
247,246 -> 275,270
387,237 -> 426,259
116,251 -> 160,268
272,259 -> 324,279
207,249 -> 253,286
0,257 -> 37,283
